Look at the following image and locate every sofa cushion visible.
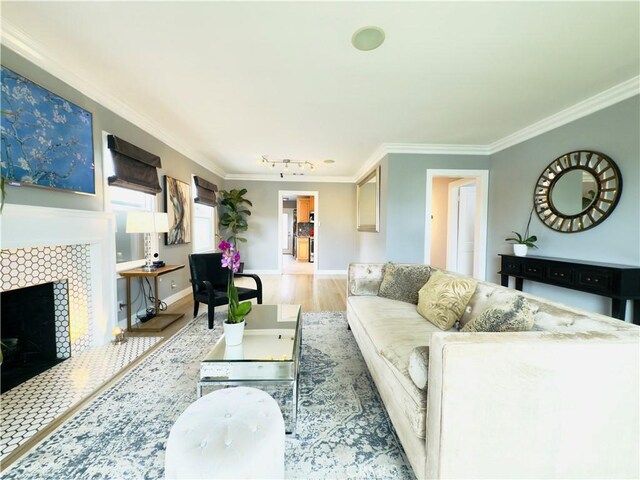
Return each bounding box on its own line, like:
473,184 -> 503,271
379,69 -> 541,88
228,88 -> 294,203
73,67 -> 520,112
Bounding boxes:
408,346 -> 429,390
462,295 -> 534,332
348,263 -> 386,296
460,282 -> 524,328
348,295 -> 454,438
417,271 -> 477,330
378,263 -> 431,304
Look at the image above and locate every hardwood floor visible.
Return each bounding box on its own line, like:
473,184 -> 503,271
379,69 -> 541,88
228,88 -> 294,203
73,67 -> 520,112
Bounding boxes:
131,273 -> 347,340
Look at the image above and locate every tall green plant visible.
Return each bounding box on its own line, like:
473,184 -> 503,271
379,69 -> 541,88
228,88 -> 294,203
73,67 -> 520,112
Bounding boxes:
218,188 -> 252,247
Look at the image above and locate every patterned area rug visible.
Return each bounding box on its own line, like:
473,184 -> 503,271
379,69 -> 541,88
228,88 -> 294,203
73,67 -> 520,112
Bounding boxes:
3,311 -> 413,479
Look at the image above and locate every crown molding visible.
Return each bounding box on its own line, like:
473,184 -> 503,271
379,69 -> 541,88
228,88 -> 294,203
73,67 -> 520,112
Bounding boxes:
0,20 -> 227,179
385,143 -> 491,156
224,173 -> 354,183
489,76 -> 640,154
354,143 -> 489,182
354,144 -> 388,183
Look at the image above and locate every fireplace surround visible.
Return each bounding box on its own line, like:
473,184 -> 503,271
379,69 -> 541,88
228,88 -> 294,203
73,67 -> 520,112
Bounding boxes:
0,204 -> 117,348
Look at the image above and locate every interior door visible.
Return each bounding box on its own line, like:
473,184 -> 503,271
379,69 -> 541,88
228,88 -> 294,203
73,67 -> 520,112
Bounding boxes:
282,209 -> 294,254
456,184 -> 476,275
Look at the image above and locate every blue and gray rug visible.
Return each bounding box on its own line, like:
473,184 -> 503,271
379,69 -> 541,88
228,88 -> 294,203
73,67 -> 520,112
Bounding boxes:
3,312 -> 413,479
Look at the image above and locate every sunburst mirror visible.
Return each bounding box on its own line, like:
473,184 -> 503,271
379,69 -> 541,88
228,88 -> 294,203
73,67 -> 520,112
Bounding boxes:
533,150 -> 622,233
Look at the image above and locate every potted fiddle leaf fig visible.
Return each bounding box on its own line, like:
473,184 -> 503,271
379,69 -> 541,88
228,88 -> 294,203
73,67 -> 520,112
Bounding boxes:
218,188 -> 252,271
506,208 -> 538,257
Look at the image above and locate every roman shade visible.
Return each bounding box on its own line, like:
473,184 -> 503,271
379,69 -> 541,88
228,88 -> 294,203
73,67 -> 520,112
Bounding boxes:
107,135 -> 162,194
193,176 -> 218,207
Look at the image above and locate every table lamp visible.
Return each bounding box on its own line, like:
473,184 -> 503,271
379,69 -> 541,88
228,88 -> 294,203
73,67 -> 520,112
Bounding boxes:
126,211 -> 170,271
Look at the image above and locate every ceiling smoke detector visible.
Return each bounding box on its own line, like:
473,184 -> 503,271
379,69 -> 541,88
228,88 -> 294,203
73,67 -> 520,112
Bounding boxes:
352,26 -> 385,51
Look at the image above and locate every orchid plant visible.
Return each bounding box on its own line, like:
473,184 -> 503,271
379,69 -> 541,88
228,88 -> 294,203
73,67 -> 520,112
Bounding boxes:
505,207 -> 538,248
218,240 -> 252,324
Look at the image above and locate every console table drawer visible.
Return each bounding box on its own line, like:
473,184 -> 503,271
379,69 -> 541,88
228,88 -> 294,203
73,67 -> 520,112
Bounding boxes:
503,260 -> 521,275
577,271 -> 611,292
548,266 -> 573,285
523,263 -> 544,279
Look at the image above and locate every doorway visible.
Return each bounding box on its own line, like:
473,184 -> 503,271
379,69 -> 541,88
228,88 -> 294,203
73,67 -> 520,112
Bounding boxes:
278,191 -> 319,275
447,179 -> 477,276
425,170 -> 489,280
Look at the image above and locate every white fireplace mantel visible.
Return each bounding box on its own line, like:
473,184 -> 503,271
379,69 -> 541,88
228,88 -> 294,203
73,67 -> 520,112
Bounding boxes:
1,204 -> 117,346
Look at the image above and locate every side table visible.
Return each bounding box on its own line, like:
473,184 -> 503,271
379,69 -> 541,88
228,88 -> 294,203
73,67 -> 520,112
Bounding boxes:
119,264 -> 185,332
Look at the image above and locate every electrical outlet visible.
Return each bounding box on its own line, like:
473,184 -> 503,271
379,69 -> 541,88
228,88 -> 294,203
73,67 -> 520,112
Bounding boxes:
171,280 -> 177,290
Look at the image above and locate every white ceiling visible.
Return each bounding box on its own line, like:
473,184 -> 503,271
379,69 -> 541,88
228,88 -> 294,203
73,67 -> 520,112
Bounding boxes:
1,1 -> 638,181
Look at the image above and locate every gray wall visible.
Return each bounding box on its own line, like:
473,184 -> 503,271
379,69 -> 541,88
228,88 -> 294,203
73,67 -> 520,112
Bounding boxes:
488,95 -> 640,317
386,153 -> 490,263
1,47 -> 224,320
224,180 -> 356,271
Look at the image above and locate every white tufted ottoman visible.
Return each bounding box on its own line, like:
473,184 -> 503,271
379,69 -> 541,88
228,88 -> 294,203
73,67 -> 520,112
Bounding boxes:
165,387 -> 285,479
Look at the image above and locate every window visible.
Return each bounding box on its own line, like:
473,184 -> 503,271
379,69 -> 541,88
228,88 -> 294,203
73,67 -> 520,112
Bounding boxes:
192,178 -> 216,253
111,186 -> 156,269
103,132 -> 158,271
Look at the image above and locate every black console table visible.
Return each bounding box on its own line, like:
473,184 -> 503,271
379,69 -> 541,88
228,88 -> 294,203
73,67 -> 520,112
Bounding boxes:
499,254 -> 640,325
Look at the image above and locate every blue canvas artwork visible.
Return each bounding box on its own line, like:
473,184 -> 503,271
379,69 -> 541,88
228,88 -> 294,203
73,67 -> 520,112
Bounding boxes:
1,66 -> 95,194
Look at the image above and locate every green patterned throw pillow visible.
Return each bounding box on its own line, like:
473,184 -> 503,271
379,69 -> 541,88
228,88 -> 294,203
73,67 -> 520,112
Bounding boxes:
461,295 -> 534,332
378,263 -> 432,304
417,271 -> 477,330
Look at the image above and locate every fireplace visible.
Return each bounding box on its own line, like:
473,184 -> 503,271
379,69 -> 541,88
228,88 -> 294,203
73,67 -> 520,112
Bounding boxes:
1,204 -> 117,350
1,282 -> 71,393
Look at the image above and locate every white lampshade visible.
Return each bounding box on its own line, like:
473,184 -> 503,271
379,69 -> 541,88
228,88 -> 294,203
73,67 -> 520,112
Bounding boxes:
126,212 -> 170,233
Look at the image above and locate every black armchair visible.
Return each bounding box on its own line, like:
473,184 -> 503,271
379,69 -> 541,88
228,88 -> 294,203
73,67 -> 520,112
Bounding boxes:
188,252 -> 263,329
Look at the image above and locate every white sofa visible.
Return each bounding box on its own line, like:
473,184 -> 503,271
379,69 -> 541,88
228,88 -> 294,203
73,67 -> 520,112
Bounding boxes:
346,263 -> 640,479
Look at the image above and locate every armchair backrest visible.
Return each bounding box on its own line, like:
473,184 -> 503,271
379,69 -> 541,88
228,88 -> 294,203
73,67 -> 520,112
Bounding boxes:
188,253 -> 231,293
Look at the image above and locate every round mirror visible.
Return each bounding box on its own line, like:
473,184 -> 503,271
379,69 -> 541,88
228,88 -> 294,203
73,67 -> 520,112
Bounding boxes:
534,151 -> 622,233
550,169 -> 598,215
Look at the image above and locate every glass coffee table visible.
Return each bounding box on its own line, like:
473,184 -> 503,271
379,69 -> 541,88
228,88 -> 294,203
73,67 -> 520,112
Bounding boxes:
198,304 -> 302,433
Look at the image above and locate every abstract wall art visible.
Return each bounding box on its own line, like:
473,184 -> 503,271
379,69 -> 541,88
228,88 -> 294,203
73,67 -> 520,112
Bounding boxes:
165,175 -> 191,245
1,66 -> 95,194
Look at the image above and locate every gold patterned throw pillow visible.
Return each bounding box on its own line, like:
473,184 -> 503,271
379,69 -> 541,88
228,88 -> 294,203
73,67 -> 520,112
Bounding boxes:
462,295 -> 534,332
378,263 -> 432,304
417,271 -> 477,330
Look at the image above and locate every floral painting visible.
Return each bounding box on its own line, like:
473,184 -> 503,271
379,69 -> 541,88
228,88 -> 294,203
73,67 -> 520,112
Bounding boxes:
165,176 -> 191,245
0,66 -> 95,194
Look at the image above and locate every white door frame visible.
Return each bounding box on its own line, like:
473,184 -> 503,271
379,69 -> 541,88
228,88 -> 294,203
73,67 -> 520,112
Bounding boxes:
278,190 -> 319,274
425,169 -> 489,280
446,178 -> 477,273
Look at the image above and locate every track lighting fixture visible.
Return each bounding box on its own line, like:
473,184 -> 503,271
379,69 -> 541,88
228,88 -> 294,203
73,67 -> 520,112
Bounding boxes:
261,155 -> 315,175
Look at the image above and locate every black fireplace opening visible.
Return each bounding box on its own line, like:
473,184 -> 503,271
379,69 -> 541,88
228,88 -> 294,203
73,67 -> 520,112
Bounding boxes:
1,282 -> 69,393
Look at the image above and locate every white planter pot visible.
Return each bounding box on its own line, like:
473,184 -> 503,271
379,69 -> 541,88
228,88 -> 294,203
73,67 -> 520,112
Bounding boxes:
223,344 -> 244,360
223,320 -> 245,346
513,244 -> 528,257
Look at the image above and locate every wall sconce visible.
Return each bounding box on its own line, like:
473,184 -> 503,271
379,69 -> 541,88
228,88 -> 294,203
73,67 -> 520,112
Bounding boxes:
126,212 -> 169,271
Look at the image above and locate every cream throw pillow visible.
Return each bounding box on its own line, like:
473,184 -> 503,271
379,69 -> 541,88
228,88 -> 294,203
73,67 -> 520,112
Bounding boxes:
462,295 -> 534,332
417,271 -> 477,330
408,346 -> 429,390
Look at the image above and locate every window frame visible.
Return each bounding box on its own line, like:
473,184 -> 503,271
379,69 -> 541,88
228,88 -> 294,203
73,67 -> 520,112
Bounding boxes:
191,176 -> 217,253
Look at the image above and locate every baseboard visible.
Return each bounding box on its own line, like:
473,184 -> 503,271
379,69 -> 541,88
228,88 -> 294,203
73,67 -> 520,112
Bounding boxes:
243,269 -> 280,275
162,287 -> 191,306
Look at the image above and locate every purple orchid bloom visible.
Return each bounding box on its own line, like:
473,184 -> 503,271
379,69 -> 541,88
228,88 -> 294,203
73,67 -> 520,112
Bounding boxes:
218,240 -> 232,253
